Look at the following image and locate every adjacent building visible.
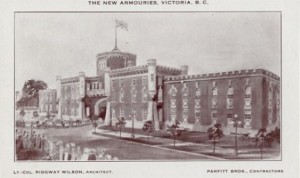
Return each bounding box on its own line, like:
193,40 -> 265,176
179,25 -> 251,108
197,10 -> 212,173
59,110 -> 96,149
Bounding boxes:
38,89 -> 58,116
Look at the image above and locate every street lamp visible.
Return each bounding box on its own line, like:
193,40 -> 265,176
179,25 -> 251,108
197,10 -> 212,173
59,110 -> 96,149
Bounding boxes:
130,114 -> 135,138
234,114 -> 242,157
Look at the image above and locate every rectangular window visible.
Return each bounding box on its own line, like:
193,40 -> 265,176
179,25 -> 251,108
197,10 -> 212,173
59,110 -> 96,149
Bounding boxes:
132,78 -> 137,86
119,79 -> 124,87
227,114 -> 233,118
245,114 -> 252,120
227,98 -> 234,109
151,74 -> 154,82
142,77 -> 147,85
195,111 -> 201,117
212,112 -> 217,118
143,108 -> 148,120
120,107 -> 124,117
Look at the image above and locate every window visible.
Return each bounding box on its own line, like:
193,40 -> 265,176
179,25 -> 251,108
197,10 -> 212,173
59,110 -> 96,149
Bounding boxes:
132,88 -> 137,102
132,78 -> 137,86
143,108 -> 147,120
119,107 -> 124,117
227,87 -> 234,98
119,88 -> 124,102
119,79 -> 124,87
212,87 -> 218,96
142,77 -> 147,85
132,109 -> 137,120
151,74 -> 154,82
212,98 -> 218,109
142,87 -> 147,102
157,86 -> 163,103
245,86 -> 251,98
195,88 -> 201,99
99,82 -> 103,89
227,98 -> 234,109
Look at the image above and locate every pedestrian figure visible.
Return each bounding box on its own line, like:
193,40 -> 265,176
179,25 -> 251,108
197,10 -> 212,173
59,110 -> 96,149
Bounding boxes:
63,143 -> 71,161
58,141 -> 64,161
88,149 -> 97,160
76,146 -> 82,160
81,148 -> 90,161
70,143 -> 76,161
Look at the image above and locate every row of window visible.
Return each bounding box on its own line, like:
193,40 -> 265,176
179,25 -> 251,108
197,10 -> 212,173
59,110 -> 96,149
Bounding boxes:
40,94 -> 55,103
111,87 -> 148,102
86,82 -> 102,90
112,107 -> 148,120
40,104 -> 57,112
112,77 -> 147,88
61,107 -> 79,116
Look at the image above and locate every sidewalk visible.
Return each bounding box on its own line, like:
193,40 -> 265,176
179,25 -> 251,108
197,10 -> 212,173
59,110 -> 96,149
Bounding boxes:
94,126 -> 280,160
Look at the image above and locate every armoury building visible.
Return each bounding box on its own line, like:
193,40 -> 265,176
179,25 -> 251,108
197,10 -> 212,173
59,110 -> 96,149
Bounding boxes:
41,47 -> 280,132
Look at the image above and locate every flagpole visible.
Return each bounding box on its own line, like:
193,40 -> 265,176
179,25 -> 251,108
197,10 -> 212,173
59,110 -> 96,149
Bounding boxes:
114,23 -> 118,50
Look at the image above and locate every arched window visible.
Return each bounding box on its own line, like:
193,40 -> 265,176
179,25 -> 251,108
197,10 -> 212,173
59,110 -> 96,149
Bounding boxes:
245,86 -> 251,97
132,88 -> 137,102
119,88 -> 124,102
195,87 -> 201,122
227,87 -> 234,109
212,87 -> 218,96
244,85 -> 252,128
142,87 -> 148,102
169,85 -> 177,121
212,87 -> 218,109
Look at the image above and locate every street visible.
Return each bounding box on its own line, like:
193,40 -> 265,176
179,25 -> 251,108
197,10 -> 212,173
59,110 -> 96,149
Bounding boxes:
23,125 -> 218,160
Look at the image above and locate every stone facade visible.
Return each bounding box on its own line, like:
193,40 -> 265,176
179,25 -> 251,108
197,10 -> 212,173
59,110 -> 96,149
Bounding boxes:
163,69 -> 280,131
54,47 -> 280,132
38,89 -> 58,115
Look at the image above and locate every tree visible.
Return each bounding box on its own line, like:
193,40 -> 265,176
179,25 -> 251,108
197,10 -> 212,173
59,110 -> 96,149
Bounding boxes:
256,128 -> 267,159
116,117 -> 126,138
17,80 -> 48,108
166,120 -> 182,147
207,123 -> 224,154
142,120 -> 154,143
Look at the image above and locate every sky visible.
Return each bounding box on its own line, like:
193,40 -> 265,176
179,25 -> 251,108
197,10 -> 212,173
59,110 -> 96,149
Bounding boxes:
15,12 -> 281,90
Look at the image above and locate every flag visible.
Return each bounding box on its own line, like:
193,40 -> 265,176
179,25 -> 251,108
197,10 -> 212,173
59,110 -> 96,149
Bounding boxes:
116,20 -> 128,31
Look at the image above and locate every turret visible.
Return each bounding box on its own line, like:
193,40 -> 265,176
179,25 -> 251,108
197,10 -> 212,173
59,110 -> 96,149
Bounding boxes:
180,65 -> 189,75
147,59 -> 157,98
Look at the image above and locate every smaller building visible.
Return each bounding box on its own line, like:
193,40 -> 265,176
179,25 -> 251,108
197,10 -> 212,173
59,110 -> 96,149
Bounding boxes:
38,89 -> 58,116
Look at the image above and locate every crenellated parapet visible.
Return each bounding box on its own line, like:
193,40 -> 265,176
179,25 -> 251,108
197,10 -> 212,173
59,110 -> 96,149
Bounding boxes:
85,76 -> 99,81
61,76 -> 80,84
156,65 -> 182,76
97,51 -> 137,60
164,69 -> 280,83
110,65 -> 148,78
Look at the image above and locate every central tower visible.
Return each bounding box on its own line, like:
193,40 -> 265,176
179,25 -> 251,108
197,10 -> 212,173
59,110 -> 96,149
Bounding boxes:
96,50 -> 137,75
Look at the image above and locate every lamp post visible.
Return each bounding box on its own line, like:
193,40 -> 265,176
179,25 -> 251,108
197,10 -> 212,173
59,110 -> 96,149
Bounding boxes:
234,114 -> 241,157
130,114 -> 135,138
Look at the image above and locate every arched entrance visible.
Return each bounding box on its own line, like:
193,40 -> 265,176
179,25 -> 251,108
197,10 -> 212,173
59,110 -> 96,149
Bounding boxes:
94,98 -> 107,121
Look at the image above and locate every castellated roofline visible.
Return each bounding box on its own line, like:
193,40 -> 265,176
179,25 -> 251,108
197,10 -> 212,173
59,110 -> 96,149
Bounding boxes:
110,65 -> 148,77
163,69 -> 280,82
96,51 -> 137,59
156,65 -> 182,73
